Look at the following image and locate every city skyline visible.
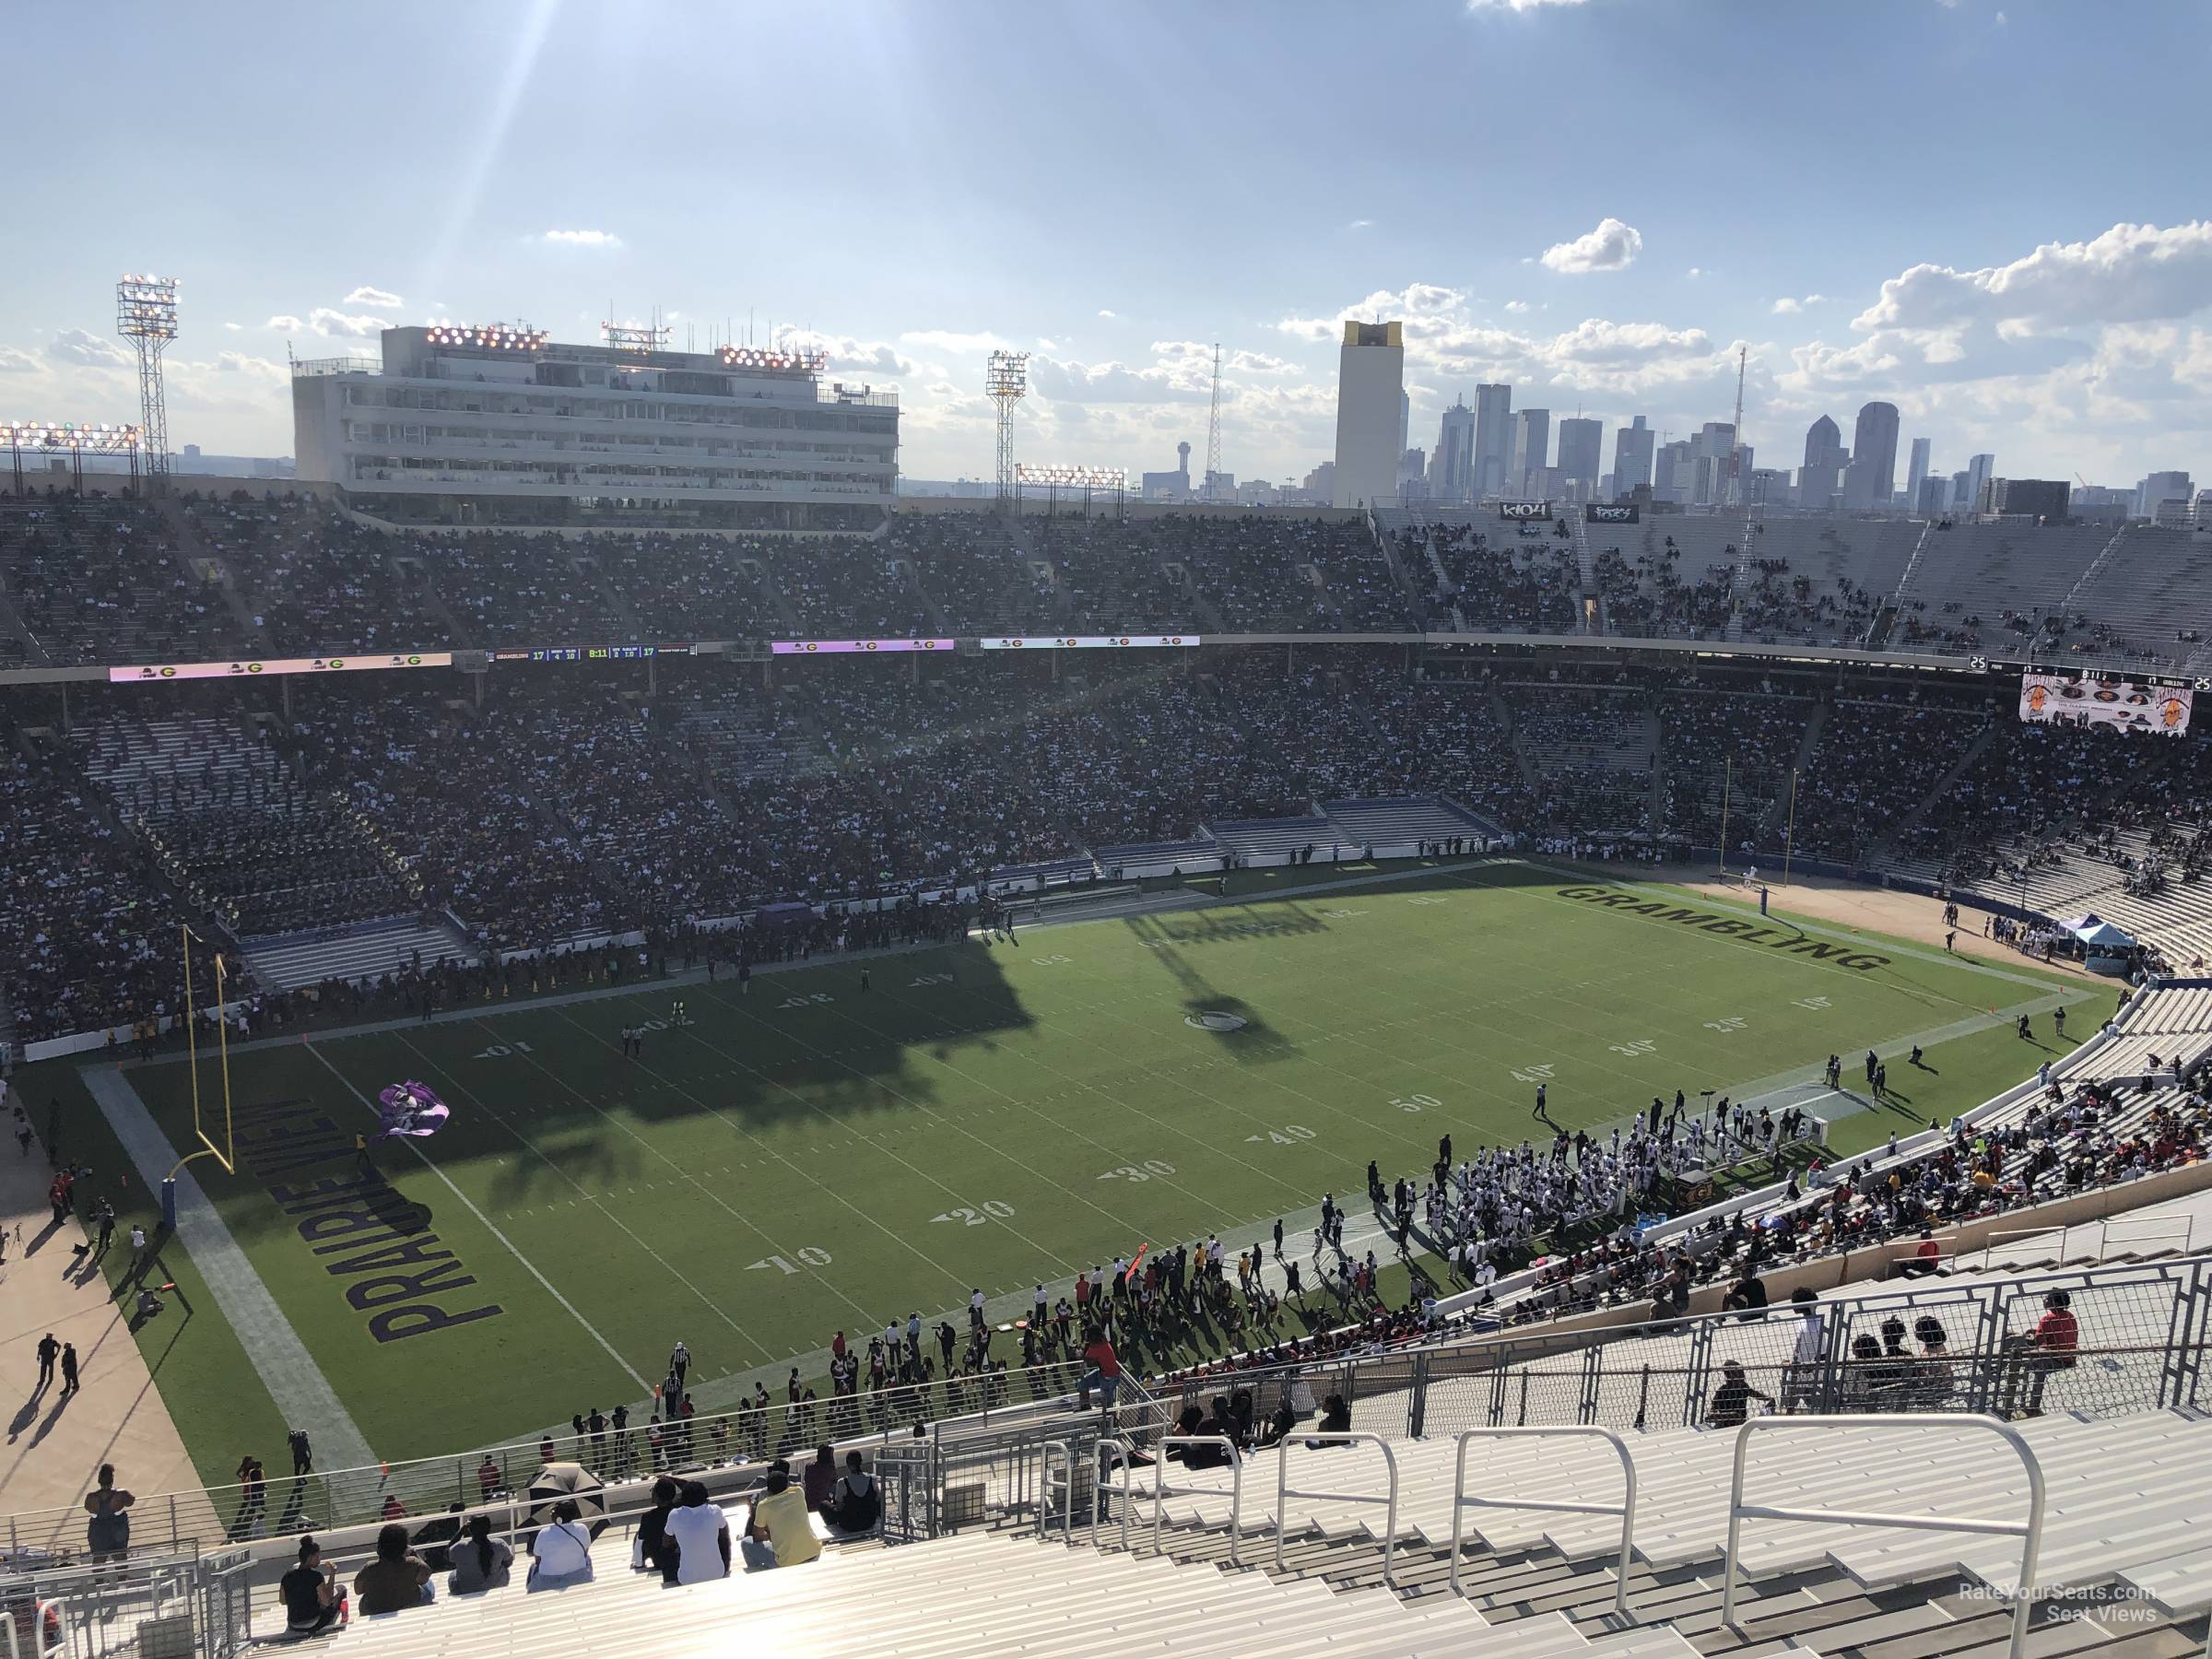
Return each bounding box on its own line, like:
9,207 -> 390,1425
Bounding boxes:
3,0 -> 2207,494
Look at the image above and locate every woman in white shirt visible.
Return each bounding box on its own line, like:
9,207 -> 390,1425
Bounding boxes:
527,1500 -> 594,1587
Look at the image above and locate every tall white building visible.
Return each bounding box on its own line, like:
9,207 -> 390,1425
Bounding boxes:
1508,408 -> 1550,499
1556,417 -> 1603,500
1905,437 -> 1932,514
1473,383 -> 1513,498
1331,321 -> 1406,509
1841,402 -> 1900,512
291,324 -> 898,528
1612,415 -> 1654,494
1430,396 -> 1478,500
1964,453 -> 1996,518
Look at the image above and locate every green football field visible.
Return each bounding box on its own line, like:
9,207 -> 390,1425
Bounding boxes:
49,856 -> 2113,1487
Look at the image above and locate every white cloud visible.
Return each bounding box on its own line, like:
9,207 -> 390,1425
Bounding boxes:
1466,0 -> 1589,10
0,346 -> 41,374
1504,300 -> 1530,313
307,309 -> 386,339
223,322 -> 243,332
900,328 -> 1018,357
540,229 -> 622,249
1096,309 -> 1116,319
1771,298 -> 1802,314
1685,267 -> 1705,278
1853,221 -> 2212,333
344,286 -> 404,309
265,314 -> 305,332
1347,218 -> 1373,229
1539,217 -> 1642,274
1804,293 -> 1829,305
769,325 -> 919,379
47,329 -> 133,369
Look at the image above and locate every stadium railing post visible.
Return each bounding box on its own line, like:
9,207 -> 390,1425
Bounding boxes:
1686,1319 -> 1716,1428
1577,1346 -> 1601,1425
1408,1353 -> 1430,1439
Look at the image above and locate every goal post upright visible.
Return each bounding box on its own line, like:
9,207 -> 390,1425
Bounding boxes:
165,924 -> 237,1228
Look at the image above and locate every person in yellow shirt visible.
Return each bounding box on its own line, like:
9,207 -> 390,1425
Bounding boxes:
740,1470 -> 821,1571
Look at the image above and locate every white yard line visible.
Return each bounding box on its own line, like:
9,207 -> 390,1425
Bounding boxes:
300,1041 -> 649,1393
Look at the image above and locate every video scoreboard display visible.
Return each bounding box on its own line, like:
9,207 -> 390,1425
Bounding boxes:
2019,671 -> 2192,735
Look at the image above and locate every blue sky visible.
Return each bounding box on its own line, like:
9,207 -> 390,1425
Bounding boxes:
7,0 -> 2208,491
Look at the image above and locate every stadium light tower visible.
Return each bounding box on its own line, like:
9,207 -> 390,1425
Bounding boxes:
986,349 -> 1029,512
116,274 -> 179,488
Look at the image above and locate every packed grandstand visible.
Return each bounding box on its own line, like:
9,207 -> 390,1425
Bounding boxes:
4,490 -> 2211,1052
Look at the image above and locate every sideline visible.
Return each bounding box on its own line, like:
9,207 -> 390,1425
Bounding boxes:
81,1064 -> 377,1474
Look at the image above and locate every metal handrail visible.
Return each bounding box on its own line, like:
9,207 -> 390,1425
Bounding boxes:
1449,1427 -> 1637,1616
1722,1415 -> 2044,1659
1037,1440 -> 1074,1543
1153,1436 -> 1241,1566
1097,1438 -> 1137,1551
1276,1432 -> 1400,1586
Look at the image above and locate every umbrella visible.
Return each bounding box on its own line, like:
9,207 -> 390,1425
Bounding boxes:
524,1462 -> 608,1540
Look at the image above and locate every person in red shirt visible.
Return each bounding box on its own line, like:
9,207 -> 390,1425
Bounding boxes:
2018,1289 -> 2078,1417
1079,1330 -> 1121,1408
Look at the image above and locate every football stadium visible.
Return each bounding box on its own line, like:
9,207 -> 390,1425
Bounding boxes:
6,7 -> 2212,1654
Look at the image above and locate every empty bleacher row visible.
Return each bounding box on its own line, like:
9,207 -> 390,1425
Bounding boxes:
1129,1406 -> 2212,1656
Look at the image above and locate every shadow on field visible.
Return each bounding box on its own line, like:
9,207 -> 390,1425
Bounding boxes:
1124,912 -> 1300,1063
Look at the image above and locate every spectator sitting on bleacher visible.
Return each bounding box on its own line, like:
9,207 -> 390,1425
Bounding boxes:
526,1499 -> 594,1588
280,1535 -> 344,1636
447,1512 -> 513,1594
353,1522 -> 432,1615
666,1479 -> 733,1583
741,1469 -> 820,1571
830,1452 -> 879,1534
636,1477 -> 680,1581
1303,1391 -> 1351,1449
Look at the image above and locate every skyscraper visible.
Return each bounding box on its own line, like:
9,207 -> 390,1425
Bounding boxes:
1507,408 -> 1550,498
1905,437 -> 1932,514
2137,470 -> 2192,519
1473,383 -> 1512,498
1842,401 -> 1900,512
1964,453 -> 1996,517
1800,416 -> 1845,510
1653,440 -> 1691,502
1399,390 -> 1411,461
1556,417 -> 1603,500
1430,397 -> 1477,501
1612,415 -> 1654,495
1332,321 -> 1406,509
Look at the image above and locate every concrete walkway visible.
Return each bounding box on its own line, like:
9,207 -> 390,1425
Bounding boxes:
0,1098 -> 221,1553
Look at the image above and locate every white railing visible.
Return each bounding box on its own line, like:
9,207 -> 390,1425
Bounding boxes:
1971,1213 -> 2201,1274
1096,1439 -> 1138,1552
1449,1426 -> 1637,1616
1275,1432 -> 1400,1586
1722,1415 -> 2044,1659
1152,1437 -> 1241,1566
1037,1440 -> 1076,1545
